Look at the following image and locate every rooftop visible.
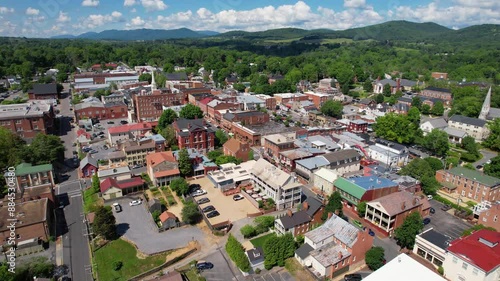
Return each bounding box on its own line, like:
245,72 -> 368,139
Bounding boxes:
29,83 -> 57,95
350,176 -> 398,190
309,242 -> 351,267
314,168 -> 339,183
295,156 -> 330,171
446,167 -> 500,187
0,100 -> 52,120
15,163 -> 53,176
443,127 -> 468,138
208,160 -> 256,184
424,86 -> 451,93
322,149 -> 361,165
251,158 -> 301,190
97,166 -> 131,178
306,213 -> 360,247
295,243 -> 314,259
368,191 -> 430,217
418,228 -> 451,250
100,177 -> 144,193
146,151 -> 177,168
449,115 -> 487,127
423,117 -> 448,129
0,198 -> 48,231
264,132 -> 297,145
447,230 -> 500,272
246,247 -> 264,263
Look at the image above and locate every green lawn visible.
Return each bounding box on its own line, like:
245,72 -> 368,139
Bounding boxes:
250,233 -> 276,248
83,188 -> 100,213
94,239 -> 170,281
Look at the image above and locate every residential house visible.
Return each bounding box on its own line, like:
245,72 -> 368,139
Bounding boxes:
262,132 -> 297,163
295,149 -> 361,181
79,155 -> 98,178
173,148 -> 218,176
173,118 -> 216,153
12,163 -> 56,205
477,201 -> 500,231
28,84 -> 58,100
436,167 -> 500,203
223,137 -> 251,162
198,97 -> 214,115
419,87 -> 452,105
250,158 -> 302,210
159,211 -> 178,230
413,228 -> 451,268
443,127 -> 468,144
100,177 -> 145,200
348,119 -> 368,134
368,139 -> 409,167
313,168 -> 340,196
358,98 -> 376,109
364,191 -> 431,235
363,253 -> 446,281
0,100 -> 55,139
207,160 -> 256,191
0,198 -> 52,243
294,213 -> 373,279
97,166 -> 131,182
274,198 -> 325,236
443,230 -> 500,281
334,176 -> 399,207
448,115 -> 489,142
278,148 -> 316,172
246,247 -> 265,271
420,118 -> 448,136
121,138 -> 157,166
145,151 -> 180,186
107,121 -> 157,146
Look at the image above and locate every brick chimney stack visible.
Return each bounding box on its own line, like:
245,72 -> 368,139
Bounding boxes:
303,201 -> 309,211
327,212 -> 334,220
287,209 -> 293,217
401,202 -> 406,210
396,78 -> 401,92
338,252 -> 343,259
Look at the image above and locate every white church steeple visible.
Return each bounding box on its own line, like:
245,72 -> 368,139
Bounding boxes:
479,87 -> 492,120
151,68 -> 157,91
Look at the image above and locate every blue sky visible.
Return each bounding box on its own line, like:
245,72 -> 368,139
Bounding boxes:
0,0 -> 498,37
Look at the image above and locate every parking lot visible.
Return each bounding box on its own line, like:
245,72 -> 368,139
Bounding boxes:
249,269 -> 295,281
109,196 -> 206,255
189,177 -> 260,225
425,200 -> 472,240
200,249 -> 244,281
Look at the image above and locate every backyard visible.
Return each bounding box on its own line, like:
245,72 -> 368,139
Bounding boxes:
250,233 -> 276,248
94,239 -> 171,281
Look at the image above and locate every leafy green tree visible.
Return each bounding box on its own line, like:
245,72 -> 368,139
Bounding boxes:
240,224 -> 256,238
407,107 -> 421,126
431,101 -> 444,116
181,201 -> 201,224
225,234 -> 251,272
400,158 -> 440,195
363,80 -> 373,92
484,156 -> 500,178
423,157 -> 444,172
24,133 -> 65,164
254,216 -> 275,229
160,125 -> 177,148
461,136 -> 480,160
179,104 -> 203,119
394,212 -> 423,249
357,201 -> 367,218
463,163 -> 475,170
421,104 -> 431,115
177,148 -> 192,176
375,93 -> 385,104
423,129 -> 449,157
158,109 -> 178,130
91,174 -> 100,193
383,84 -> 392,97
170,178 -> 189,196
215,129 -> 228,147
215,155 -> 241,165
320,100 -> 343,118
374,113 -> 418,144
139,73 -> 152,83
484,118 -> 500,151
322,191 -> 343,220
93,206 -> 117,240
207,150 -> 223,161
233,83 -> 246,92
248,150 -> 254,160
365,247 -> 385,270
302,63 -> 318,82
263,233 -> 296,269
411,97 -> 422,109
163,63 -> 174,73
285,68 -> 302,84
6,257 -> 54,280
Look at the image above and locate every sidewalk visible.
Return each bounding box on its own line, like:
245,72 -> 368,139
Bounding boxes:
436,190 -> 470,208
56,236 -> 63,266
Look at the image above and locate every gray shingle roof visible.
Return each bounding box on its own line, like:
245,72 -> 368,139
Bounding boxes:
420,229 -> 451,250
295,243 -> 314,259
278,211 -> 312,229
322,149 -> 361,165
165,72 -> 188,81
449,115 -> 487,127
426,118 -> 448,129
424,86 -> 451,93
79,155 -> 98,170
30,83 -> 57,95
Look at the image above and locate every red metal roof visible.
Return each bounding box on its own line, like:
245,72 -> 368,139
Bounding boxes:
447,230 -> 500,272
108,121 -> 158,134
100,177 -> 144,193
199,97 -> 214,105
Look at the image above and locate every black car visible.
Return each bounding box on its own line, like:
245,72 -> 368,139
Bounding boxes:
206,210 -> 220,218
107,121 -> 114,124
197,197 -> 210,204
202,205 -> 215,213
120,120 -> 128,124
423,218 -> 431,225
189,184 -> 201,193
344,273 -> 362,281
430,207 -> 435,214
196,261 -> 214,270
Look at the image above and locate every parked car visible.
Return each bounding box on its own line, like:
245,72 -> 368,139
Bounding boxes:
206,210 -> 220,218
232,194 -> 244,201
196,261 -> 214,270
189,184 -> 201,193
368,229 -> 375,237
131,164 -> 142,169
202,205 -> 215,213
344,273 -> 362,281
129,200 -> 142,206
120,120 -> 128,124
441,205 -> 452,211
191,189 -> 207,197
112,203 -> 122,212
82,147 -> 92,153
476,164 -> 484,169
423,218 -> 431,225
107,121 -> 114,124
430,207 -> 435,214
197,197 -> 210,204
427,195 -> 433,200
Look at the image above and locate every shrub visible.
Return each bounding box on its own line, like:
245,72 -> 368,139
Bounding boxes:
437,266 -> 444,275
225,234 -> 251,272
240,225 -> 256,238
255,268 -> 261,274
113,261 -> 123,271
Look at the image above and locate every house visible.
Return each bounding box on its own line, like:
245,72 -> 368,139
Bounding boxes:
278,148 -> 316,172
121,138 -> 157,166
443,230 -> 499,281
12,163 -> 56,205
223,137 -> 251,161
313,168 -> 340,196
0,100 -> 55,139
100,177 -> 145,200
159,211 -> 178,230
274,198 -> 324,236
251,158 -> 302,210
334,176 -> 399,207
303,91 -> 334,108
207,160 -> 256,192
420,118 -> 448,136
358,98 -> 376,109
146,151 -> 180,187
246,247 -> 265,271
0,198 -> 52,243
477,201 -> 500,231
448,115 -> 489,142
443,127 -> 468,144
368,139 -> 409,167
172,148 -> 218,176
107,121 -> 157,145
295,149 -> 361,181
147,198 -> 165,214
294,213 -> 373,279
419,87 -> 452,105
28,84 -> 58,100
348,119 -> 368,133
97,166 -> 131,182
413,228 -> 451,268
363,253 -> 446,281
436,167 -> 500,203
79,155 -> 98,178
173,118 -> 216,153
364,191 -> 431,235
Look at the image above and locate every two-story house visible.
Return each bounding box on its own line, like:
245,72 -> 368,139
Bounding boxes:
295,149 -> 361,181
448,115 -> 489,142
368,139 -> 409,167
420,118 -> 448,136
274,199 -> 324,236
173,118 -> 216,153
121,138 -> 156,166
146,151 -> 180,186
262,132 -> 297,163
223,137 -> 251,162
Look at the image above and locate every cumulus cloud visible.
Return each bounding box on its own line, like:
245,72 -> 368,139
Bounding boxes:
84,12 -> 123,29
141,0 -> 168,12
82,0 -> 99,7
344,0 -> 366,9
111,11 -> 123,18
56,11 -> 71,23
26,7 -> 40,15
124,0 -> 137,6
0,6 -> 14,14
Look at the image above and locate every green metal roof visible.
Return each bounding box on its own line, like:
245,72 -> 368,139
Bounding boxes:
334,177 -> 366,201
15,163 -> 53,176
447,167 -> 500,187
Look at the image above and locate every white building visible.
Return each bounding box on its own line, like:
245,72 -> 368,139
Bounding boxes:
207,160 -> 256,191
368,139 -> 409,167
250,158 -> 302,210
313,168 -> 339,195
448,115 -> 490,142
363,254 -> 446,281
420,118 -> 448,136
413,228 -> 450,268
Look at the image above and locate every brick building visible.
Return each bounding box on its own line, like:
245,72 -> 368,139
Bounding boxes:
348,119 -> 368,133
0,100 -> 55,139
418,87 -> 452,105
477,201 -> 500,231
12,163 -> 56,205
275,199 -> 324,237
74,98 -> 127,122
120,138 -> 157,166
206,100 -> 239,122
254,94 -> 277,110
431,72 -> 448,80
334,176 -> 399,208
132,89 -> 185,122
28,84 -> 58,100
231,123 -> 261,146
223,137 -> 251,161
262,132 -> 297,163
273,93 -> 308,105
223,111 -> 269,127
304,91 -> 334,108
172,118 -> 216,152
146,151 -> 180,187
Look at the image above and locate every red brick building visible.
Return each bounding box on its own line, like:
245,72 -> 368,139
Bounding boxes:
74,100 -> 127,122
304,91 -> 333,108
12,162 -> 56,205
223,137 -> 251,161
207,100 -> 239,122
418,87 -> 452,105
28,84 -> 58,100
231,123 -> 261,146
478,202 -> 500,231
173,118 -> 216,152
273,93 -> 308,105
254,95 -> 277,110
132,89 -> 185,122
0,100 -> 55,139
275,199 -> 325,237
348,119 -> 368,133
262,132 -> 297,162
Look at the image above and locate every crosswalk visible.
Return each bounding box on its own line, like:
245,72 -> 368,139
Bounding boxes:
67,190 -> 82,198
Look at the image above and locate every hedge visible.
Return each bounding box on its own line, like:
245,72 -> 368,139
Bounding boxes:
225,234 -> 250,272
434,195 -> 473,216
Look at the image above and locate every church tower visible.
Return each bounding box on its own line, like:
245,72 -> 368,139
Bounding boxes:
479,87 -> 492,120
151,69 -> 157,91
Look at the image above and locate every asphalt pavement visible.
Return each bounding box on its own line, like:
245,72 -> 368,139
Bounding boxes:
474,149 -> 498,167
425,200 -> 472,240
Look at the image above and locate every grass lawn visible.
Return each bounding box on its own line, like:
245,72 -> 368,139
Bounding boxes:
83,188 -> 101,213
178,264 -> 206,281
94,239 -> 170,281
250,233 -> 276,248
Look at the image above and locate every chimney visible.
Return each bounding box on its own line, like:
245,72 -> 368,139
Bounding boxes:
396,78 -> 401,91
188,123 -> 191,128
413,198 -> 418,206
303,201 -> 309,211
287,209 -> 293,217
338,252 -> 343,260
327,212 -> 334,220
401,202 -> 406,210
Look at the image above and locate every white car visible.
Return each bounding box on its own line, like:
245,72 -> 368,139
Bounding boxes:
112,203 -> 122,212
191,189 -> 207,197
129,200 -> 142,206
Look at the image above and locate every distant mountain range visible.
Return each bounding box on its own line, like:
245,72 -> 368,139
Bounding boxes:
50,21 -> 500,42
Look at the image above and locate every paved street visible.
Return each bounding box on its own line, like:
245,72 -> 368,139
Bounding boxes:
425,200 -> 472,240
200,249 -> 244,281
474,149 -> 498,166
373,236 -> 400,262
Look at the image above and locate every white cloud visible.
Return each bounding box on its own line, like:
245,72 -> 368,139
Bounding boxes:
111,11 -> 123,18
82,0 -> 99,7
26,7 -> 40,16
56,11 -> 71,23
83,12 -> 123,29
344,0 -> 366,9
0,6 -> 14,14
141,0 -> 168,12
131,8 -> 137,13
130,16 -> 145,26
124,0 -> 137,7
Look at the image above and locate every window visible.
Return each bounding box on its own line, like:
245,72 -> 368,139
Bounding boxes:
472,268 -> 478,275
462,263 -> 468,270
452,257 -> 458,264
15,119 -> 21,124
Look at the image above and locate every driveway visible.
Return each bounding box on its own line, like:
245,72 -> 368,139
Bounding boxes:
110,197 -> 206,255
200,249 -> 244,281
425,200 -> 472,240
474,149 -> 498,166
